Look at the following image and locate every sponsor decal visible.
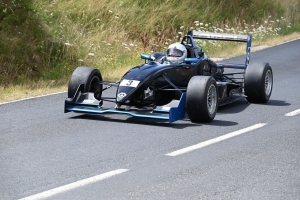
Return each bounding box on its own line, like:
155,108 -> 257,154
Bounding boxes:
246,47 -> 251,66
117,92 -> 127,100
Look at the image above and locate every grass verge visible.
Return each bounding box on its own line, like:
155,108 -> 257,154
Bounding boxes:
0,32 -> 299,103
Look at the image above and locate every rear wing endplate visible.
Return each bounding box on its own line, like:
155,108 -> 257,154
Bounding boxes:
188,30 -> 252,68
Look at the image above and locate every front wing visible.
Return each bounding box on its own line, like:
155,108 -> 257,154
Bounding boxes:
64,85 -> 186,123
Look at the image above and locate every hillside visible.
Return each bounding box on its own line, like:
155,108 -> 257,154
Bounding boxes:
0,0 -> 300,86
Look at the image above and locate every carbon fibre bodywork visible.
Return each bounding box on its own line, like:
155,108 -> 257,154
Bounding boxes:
65,31 -> 258,123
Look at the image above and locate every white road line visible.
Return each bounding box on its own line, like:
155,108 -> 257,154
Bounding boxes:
0,91 -> 66,106
19,169 -> 129,200
166,123 -> 266,157
285,109 -> 300,117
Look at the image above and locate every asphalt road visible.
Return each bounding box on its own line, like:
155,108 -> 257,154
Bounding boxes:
1,39 -> 300,200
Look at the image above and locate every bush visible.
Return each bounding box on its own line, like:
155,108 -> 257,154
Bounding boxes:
0,0 -> 299,85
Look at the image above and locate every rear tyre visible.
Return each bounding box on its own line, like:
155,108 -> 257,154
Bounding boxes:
68,66 -> 103,100
186,76 -> 218,123
244,63 -> 273,103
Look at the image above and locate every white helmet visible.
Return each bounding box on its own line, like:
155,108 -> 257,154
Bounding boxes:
166,43 -> 187,64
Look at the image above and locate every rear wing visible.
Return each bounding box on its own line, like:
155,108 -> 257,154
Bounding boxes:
187,30 -> 252,69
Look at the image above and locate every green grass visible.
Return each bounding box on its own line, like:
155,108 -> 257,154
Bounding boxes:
1,0 -> 300,86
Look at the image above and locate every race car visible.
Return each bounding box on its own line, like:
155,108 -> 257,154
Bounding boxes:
64,30 -> 273,123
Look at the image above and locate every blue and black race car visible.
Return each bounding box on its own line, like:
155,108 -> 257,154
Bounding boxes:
65,30 -> 273,123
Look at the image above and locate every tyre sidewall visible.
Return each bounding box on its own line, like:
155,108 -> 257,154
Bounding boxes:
68,66 -> 102,100
186,76 -> 218,122
245,63 -> 272,103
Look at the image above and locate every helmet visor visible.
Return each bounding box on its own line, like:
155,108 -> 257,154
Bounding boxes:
167,48 -> 184,57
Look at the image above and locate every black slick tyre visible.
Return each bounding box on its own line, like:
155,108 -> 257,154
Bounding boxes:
186,76 -> 218,123
244,62 -> 273,103
68,66 -> 103,100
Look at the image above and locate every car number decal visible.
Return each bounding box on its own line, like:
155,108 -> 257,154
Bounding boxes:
120,79 -> 140,87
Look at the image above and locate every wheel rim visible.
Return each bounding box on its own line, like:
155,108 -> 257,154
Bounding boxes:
265,70 -> 273,96
207,84 -> 217,115
89,76 -> 100,93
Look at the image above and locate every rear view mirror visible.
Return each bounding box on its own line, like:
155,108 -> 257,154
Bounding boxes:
140,54 -> 151,60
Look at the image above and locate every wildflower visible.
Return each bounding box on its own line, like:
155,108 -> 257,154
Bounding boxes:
88,53 -> 95,56
200,23 -> 203,26
180,26 -> 184,29
64,42 -> 71,46
178,32 -> 183,35
205,24 -> 208,27
109,10 -> 113,13
96,19 -> 100,21
129,43 -> 134,46
194,21 -> 199,24
78,59 -> 84,62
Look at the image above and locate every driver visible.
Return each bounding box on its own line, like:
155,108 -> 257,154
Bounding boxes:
166,43 -> 187,64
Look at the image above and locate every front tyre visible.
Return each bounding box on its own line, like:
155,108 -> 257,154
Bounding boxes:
186,76 -> 218,123
244,63 -> 273,103
68,66 -> 103,100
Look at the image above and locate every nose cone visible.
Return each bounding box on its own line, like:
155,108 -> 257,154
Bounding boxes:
116,79 -> 141,103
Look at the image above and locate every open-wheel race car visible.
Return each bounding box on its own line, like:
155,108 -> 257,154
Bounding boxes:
65,30 -> 273,123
